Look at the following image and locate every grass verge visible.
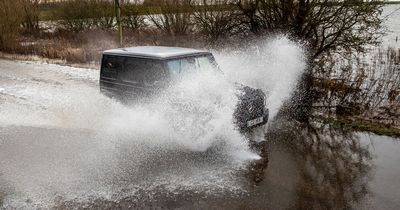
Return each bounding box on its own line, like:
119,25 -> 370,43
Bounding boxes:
0,52 -> 98,69
316,116 -> 400,138
384,1 -> 400,4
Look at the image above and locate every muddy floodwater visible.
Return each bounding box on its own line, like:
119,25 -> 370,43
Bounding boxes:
1,123 -> 400,209
0,50 -> 400,209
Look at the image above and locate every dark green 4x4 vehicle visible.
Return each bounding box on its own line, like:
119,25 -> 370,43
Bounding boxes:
100,46 -> 269,131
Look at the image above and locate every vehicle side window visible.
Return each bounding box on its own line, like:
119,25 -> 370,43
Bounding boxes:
121,58 -> 165,86
102,55 -> 123,73
101,55 -> 123,80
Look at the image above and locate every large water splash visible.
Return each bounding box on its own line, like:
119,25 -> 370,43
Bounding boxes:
0,36 -> 306,208
216,36 -> 306,119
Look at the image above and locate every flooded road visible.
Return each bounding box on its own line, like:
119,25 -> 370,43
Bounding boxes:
0,52 -> 400,209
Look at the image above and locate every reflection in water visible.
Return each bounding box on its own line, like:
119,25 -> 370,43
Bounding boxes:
266,120 -> 372,209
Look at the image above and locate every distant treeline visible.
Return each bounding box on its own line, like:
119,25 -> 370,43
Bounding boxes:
37,0 -> 400,21
38,1 -> 236,21
1,0 -> 385,59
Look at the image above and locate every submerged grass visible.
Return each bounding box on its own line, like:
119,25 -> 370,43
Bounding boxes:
316,116 -> 400,138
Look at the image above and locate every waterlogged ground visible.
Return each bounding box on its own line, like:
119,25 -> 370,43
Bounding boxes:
0,38 -> 400,209
383,5 -> 400,48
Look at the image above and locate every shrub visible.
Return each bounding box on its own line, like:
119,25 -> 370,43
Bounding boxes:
0,0 -> 24,50
21,0 -> 40,35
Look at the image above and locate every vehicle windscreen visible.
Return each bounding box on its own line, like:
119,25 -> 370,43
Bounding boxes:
166,55 -> 219,79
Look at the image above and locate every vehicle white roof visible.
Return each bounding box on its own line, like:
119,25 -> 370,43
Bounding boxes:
103,46 -> 211,59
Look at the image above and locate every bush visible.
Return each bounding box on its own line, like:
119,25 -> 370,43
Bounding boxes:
0,0 -> 24,50
21,0 -> 40,35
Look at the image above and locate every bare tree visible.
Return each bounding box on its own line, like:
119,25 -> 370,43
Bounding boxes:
56,0 -> 116,32
91,0 -> 115,30
122,1 -> 147,30
193,0 -> 243,44
147,0 -> 194,36
235,0 -> 384,59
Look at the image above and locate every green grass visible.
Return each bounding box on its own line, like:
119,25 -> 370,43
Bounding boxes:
317,116 -> 400,138
384,1 -> 400,4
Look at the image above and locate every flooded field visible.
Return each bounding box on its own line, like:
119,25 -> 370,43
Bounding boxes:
383,5 -> 400,48
0,35 -> 400,209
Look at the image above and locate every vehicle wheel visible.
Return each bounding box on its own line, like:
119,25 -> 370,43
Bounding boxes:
249,140 -> 269,183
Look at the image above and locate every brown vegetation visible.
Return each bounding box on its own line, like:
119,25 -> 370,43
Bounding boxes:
0,0 -> 41,49
21,0 -> 41,35
0,0 -> 25,50
313,47 -> 400,131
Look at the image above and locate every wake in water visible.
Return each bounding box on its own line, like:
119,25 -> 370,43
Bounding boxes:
0,36 -> 305,208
